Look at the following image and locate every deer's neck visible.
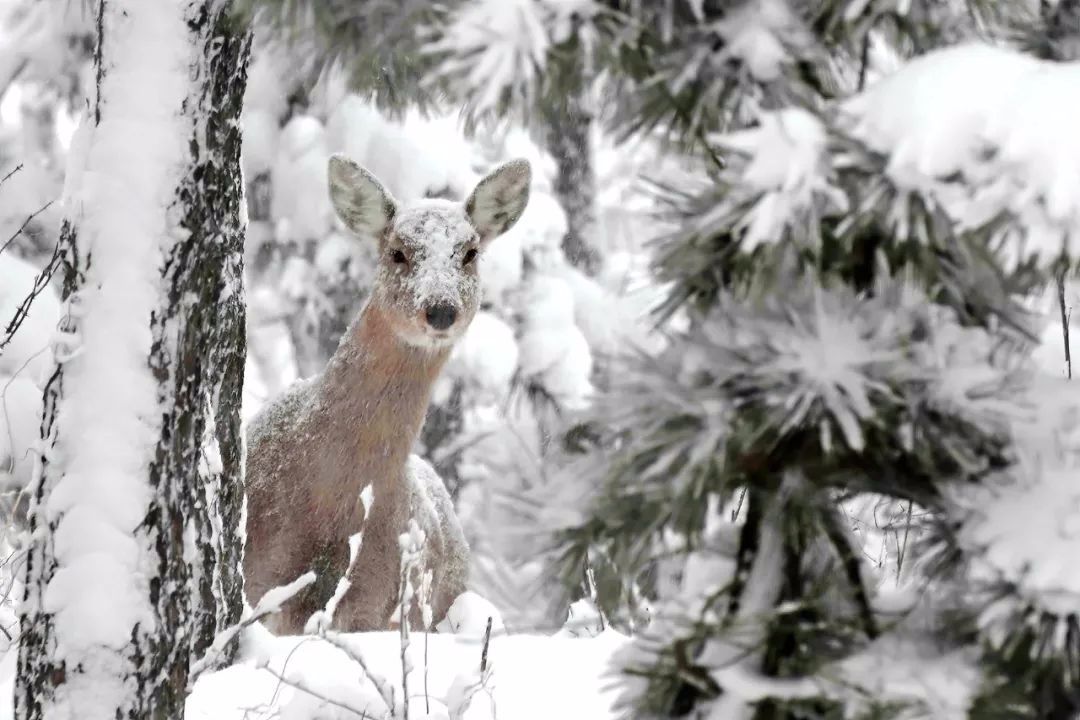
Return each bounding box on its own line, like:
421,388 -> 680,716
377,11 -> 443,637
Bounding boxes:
316,304 -> 450,498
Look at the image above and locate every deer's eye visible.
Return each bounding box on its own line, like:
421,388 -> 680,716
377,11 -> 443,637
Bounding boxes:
391,250 -> 408,265
462,248 -> 478,266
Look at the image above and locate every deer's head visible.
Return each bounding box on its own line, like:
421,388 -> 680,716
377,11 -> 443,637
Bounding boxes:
328,154 -> 531,349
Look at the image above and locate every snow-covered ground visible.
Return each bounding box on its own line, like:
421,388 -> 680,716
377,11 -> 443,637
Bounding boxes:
189,625 -> 628,720
0,591 -> 628,720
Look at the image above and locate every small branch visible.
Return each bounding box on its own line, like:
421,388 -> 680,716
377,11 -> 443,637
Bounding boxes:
731,487 -> 747,521
857,30 -> 873,91
189,571 -> 317,681
1059,270 -> 1072,379
320,631 -> 397,711
0,59 -> 28,101
480,616 -> 492,675
0,229 -> 62,355
259,663 -> 374,718
424,629 -> 430,717
0,200 -> 53,258
584,562 -> 607,631
399,570 -> 410,720
895,501 -> 914,582
0,164 -> 23,188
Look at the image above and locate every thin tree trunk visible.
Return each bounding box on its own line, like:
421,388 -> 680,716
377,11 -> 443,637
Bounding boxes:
16,2 -> 250,718
538,40 -> 602,277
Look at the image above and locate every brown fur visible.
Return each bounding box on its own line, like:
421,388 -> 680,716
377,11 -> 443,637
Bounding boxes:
243,155 -> 531,633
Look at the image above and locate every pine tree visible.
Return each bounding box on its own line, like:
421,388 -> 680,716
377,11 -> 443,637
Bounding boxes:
15,2 -> 250,717
551,1 -> 1080,717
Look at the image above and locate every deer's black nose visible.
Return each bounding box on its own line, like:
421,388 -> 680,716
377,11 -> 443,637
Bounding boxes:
425,303 -> 457,330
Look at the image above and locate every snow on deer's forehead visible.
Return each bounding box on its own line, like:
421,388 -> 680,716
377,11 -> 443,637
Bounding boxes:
392,200 -> 479,307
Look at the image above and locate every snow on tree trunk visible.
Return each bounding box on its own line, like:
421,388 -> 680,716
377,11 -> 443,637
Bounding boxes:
15,2 -> 250,718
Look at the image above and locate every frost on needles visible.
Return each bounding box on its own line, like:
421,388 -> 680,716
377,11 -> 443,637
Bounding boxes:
551,29 -> 1080,720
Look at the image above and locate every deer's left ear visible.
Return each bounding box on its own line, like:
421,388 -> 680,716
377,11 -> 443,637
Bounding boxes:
465,159 -> 531,244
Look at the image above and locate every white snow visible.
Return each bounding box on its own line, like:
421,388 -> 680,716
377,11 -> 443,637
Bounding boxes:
186,626 -> 629,720
515,273 -> 594,411
714,0 -> 806,82
0,159 -> 64,261
953,448 -> 1080,625
823,636 -> 979,720
446,311 -> 519,403
475,187 -> 565,305
242,45 -> 291,119
842,42 -> 1080,261
477,228 -> 524,304
325,97 -> 480,203
712,107 -> 842,249
271,114 -> 333,243
239,108 -> 279,180
0,375 -> 40,493
436,591 -> 507,637
427,0 -> 551,120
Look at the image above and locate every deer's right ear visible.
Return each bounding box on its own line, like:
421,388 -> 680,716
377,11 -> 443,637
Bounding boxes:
328,154 -> 397,239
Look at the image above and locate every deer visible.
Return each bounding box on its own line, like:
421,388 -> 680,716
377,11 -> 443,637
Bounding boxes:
244,153 -> 532,634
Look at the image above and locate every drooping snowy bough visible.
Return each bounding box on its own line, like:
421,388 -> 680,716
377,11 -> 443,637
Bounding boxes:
16,2 -> 250,718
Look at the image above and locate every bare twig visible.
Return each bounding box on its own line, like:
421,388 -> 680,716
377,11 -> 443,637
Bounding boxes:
480,616 -> 492,675
0,229 -> 62,356
320,631 -> 397,711
399,569 -> 410,720
895,501 -> 914,582
189,570 -> 317,682
1059,271 -> 1072,379
584,562 -> 607,632
0,164 -> 23,188
265,637 -> 319,711
0,59 -> 28,100
424,629 -> 430,717
731,487 -> 747,521
259,663 -> 373,718
0,200 -> 53,259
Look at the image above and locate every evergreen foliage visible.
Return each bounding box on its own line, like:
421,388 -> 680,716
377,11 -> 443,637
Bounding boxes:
549,1 -> 1080,717
231,0 -> 450,114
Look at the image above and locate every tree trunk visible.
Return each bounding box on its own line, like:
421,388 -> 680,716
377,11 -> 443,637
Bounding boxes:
538,40 -> 602,277
15,2 -> 250,718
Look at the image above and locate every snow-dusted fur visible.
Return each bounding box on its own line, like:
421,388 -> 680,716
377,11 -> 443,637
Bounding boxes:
244,155 -> 531,633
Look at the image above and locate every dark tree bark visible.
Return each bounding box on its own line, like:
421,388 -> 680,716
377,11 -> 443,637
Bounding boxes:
16,2 -> 251,718
156,1 -> 252,667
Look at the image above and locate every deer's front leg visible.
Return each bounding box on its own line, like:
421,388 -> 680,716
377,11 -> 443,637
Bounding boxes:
332,509 -> 403,632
